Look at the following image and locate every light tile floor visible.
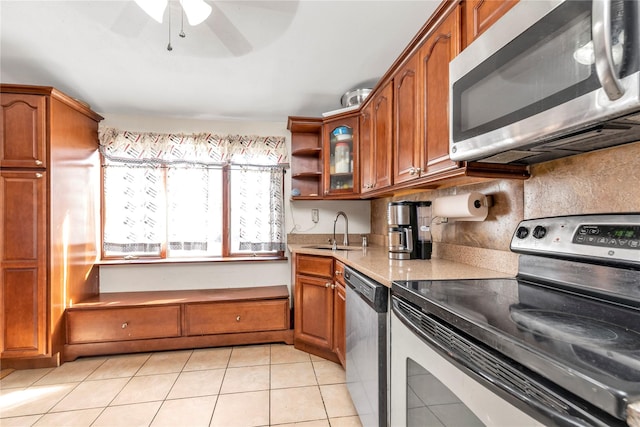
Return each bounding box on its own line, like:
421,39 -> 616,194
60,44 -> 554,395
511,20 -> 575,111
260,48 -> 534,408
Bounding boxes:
0,344 -> 363,427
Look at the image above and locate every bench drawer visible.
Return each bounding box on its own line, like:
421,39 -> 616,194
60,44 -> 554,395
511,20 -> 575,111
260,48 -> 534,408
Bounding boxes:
185,300 -> 289,335
67,306 -> 181,344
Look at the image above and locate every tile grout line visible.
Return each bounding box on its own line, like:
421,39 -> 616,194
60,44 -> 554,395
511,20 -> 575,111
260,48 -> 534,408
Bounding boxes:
269,344 -> 273,427
91,352 -> 153,426
2,345 -> 358,427
145,349 -> 192,426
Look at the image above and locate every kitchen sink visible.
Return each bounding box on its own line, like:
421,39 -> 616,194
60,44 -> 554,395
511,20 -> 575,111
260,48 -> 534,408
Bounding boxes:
303,244 -> 361,251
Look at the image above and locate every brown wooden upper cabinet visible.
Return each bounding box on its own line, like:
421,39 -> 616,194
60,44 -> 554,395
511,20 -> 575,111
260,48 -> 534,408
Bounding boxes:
288,117 -> 324,200
361,81 -> 393,194
323,115 -> 359,198
0,93 -> 47,169
289,0 -> 528,200
359,104 -> 374,193
393,54 -> 422,185
463,0 -> 519,48
419,2 -> 462,178
391,3 -> 461,187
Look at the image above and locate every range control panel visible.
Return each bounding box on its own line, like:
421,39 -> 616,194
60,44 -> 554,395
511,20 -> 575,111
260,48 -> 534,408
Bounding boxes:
510,214 -> 640,265
573,224 -> 640,250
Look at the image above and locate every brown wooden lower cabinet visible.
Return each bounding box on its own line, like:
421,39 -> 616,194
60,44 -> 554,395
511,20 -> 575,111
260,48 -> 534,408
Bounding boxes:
64,286 -> 293,362
332,261 -> 347,367
293,254 -> 346,367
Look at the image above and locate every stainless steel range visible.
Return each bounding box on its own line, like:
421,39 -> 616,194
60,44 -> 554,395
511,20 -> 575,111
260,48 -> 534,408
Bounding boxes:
391,214 -> 640,426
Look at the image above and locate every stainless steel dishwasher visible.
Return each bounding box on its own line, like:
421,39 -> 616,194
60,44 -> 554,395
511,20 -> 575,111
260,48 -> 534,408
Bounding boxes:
344,266 -> 388,427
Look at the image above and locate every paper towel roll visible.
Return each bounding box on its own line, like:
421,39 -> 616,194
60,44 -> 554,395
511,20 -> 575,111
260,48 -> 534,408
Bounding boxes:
433,192 -> 488,221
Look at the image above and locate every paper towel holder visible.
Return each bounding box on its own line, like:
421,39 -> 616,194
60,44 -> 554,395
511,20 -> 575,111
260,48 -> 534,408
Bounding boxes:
433,192 -> 493,222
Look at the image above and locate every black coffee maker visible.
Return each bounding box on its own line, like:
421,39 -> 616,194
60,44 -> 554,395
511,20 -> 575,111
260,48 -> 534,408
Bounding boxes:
387,201 -> 432,260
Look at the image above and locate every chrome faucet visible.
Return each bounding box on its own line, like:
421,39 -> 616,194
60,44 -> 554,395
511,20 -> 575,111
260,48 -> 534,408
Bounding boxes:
333,211 -> 349,249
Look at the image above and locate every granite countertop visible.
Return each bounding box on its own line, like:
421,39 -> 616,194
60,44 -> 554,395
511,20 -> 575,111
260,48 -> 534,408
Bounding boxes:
288,244 -> 512,287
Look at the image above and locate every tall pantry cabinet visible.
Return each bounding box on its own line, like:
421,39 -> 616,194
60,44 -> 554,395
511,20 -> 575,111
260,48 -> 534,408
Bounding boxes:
0,84 -> 103,368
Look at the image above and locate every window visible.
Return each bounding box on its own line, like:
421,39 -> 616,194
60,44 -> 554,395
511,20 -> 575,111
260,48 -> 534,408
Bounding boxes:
99,129 -> 287,260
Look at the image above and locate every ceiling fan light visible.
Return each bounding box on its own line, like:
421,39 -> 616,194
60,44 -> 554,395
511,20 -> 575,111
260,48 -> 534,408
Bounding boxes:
134,0 -> 168,23
180,0 -> 212,26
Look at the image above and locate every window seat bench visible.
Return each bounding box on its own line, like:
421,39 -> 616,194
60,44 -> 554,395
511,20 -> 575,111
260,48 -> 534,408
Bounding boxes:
63,285 -> 293,362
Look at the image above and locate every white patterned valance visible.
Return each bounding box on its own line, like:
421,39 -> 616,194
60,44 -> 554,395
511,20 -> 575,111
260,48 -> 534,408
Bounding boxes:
99,127 -> 288,167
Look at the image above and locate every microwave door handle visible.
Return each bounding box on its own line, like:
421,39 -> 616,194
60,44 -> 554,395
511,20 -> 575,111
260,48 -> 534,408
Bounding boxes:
592,0 -> 625,101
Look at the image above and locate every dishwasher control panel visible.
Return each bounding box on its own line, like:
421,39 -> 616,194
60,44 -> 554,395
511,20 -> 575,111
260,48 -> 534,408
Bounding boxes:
344,266 -> 388,313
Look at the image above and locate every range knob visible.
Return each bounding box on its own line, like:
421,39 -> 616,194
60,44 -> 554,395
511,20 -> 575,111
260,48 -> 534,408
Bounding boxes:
515,226 -> 529,239
532,225 -> 547,239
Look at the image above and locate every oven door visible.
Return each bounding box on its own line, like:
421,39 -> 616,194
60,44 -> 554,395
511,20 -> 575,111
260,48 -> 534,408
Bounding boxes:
449,0 -> 640,163
390,302 -> 542,426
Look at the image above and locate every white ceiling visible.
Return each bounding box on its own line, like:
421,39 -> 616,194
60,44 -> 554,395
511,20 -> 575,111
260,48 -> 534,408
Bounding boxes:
0,0 -> 440,122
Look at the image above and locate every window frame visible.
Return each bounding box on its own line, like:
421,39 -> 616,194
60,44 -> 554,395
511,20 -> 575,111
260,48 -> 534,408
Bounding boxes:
100,161 -> 286,262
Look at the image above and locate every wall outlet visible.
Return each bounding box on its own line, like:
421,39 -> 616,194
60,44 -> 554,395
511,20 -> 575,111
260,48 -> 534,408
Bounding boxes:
311,209 -> 319,223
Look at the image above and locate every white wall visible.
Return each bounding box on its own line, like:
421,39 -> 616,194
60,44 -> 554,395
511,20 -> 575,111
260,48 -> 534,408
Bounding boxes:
99,114 -> 370,293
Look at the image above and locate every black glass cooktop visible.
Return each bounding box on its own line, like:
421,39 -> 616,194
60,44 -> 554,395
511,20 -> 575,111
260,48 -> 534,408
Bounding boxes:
392,278 -> 640,419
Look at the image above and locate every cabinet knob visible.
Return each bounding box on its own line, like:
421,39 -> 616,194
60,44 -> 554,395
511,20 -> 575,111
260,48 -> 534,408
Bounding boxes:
35,160 -> 43,166
331,284 -> 336,289
35,173 -> 43,179
121,322 -> 128,329
335,270 -> 342,276
236,315 -> 241,322
325,282 -> 331,288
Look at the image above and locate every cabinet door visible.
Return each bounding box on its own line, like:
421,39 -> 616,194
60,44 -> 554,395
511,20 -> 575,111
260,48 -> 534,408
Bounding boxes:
420,5 -> 462,177
332,260 -> 346,367
394,54 -> 422,184
0,93 -> 47,169
333,282 -> 346,368
294,274 -> 334,351
1,170 -> 47,358
372,81 -> 393,190
463,0 -> 518,48
359,105 -> 374,193
323,115 -> 359,197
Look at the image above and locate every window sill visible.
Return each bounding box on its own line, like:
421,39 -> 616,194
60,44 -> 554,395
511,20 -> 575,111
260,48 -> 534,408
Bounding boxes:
98,255 -> 288,266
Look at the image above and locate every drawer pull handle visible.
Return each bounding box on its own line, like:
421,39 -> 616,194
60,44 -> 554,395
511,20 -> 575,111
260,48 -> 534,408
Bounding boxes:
35,173 -> 43,179
236,315 -> 241,322
121,322 -> 128,329
35,160 -> 43,166
335,271 -> 342,276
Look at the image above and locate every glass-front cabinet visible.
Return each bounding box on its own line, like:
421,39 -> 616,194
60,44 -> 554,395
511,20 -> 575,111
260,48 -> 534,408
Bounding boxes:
323,115 -> 359,198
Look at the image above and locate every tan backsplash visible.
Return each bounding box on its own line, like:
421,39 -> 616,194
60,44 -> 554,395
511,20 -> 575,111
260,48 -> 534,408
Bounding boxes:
370,141 -> 640,274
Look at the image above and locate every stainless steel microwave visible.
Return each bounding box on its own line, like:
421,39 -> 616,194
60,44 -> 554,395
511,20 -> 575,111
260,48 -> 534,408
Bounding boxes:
449,0 -> 640,165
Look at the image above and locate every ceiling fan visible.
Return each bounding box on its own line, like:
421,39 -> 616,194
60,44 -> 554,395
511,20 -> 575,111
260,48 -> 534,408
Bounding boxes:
109,1 -> 298,57
134,0 -> 212,25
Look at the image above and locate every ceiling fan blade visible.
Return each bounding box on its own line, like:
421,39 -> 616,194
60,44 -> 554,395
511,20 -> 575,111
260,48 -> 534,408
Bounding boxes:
205,3 -> 252,56
110,1 -> 152,38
